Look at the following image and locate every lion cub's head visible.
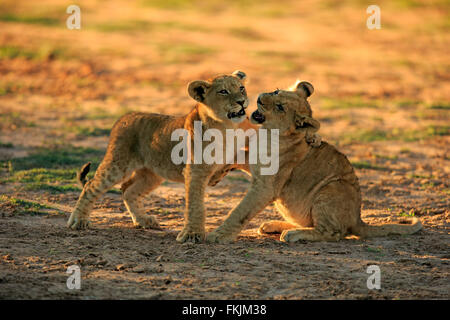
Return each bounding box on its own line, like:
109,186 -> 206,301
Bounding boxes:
188,70 -> 249,124
251,81 -> 320,138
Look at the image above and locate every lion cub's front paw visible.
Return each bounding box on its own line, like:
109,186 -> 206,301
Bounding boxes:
134,215 -> 161,230
206,230 -> 235,244
176,227 -> 205,243
280,229 -> 301,243
67,213 -> 90,230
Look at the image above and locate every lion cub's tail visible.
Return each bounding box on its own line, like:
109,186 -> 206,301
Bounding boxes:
352,217 -> 422,238
77,162 -> 91,187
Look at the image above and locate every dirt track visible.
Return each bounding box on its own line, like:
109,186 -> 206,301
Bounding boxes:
0,0 -> 449,299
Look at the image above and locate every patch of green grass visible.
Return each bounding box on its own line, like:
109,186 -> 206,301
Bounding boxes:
392,0 -> 426,9
399,147 -> 411,154
252,50 -> 298,59
414,109 -> 444,120
394,99 -> 422,109
23,182 -> 81,194
4,145 -> 104,172
407,173 -> 435,180
398,209 -> 415,217
0,111 -> 35,129
366,246 -> 384,255
84,108 -> 119,120
258,8 -> 292,17
374,154 -> 398,161
427,102 -> 450,110
0,141 -> 13,148
0,13 -> 60,26
0,82 -> 21,96
342,129 -> 388,143
4,168 -> 78,183
420,181 -> 435,189
2,149 -> 123,194
64,125 -> 111,137
93,20 -> 153,33
252,50 -> 304,72
342,125 -> 449,143
140,0 -> 190,10
84,106 -> 134,121
418,126 -> 449,138
0,195 -> 57,216
351,161 -> 387,171
0,45 -> 67,61
157,43 -> 216,63
319,97 -> 383,110
158,21 -> 210,32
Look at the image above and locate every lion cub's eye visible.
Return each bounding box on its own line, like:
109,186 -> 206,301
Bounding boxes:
218,89 -> 229,95
276,103 -> 285,112
240,86 -> 245,93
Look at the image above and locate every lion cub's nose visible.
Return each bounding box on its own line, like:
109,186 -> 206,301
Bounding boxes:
236,100 -> 245,107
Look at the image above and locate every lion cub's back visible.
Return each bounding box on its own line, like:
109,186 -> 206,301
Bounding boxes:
290,142 -> 358,193
107,111 -> 183,158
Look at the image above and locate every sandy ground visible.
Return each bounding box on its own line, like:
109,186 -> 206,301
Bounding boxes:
0,0 -> 449,299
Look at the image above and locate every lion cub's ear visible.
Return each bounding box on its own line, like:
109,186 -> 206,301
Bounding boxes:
295,81 -> 314,98
188,80 -> 212,102
295,113 -> 320,133
232,70 -> 247,84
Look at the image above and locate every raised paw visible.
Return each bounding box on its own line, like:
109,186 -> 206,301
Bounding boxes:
306,133 -> 322,148
206,230 -> 235,244
67,213 -> 90,230
134,215 -> 161,230
176,227 -> 205,243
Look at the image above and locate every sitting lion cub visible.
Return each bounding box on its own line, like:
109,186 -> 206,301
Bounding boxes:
68,71 -> 249,243
207,81 -> 422,243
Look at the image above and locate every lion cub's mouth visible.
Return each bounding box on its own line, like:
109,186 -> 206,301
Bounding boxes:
251,109 -> 265,124
227,107 -> 246,123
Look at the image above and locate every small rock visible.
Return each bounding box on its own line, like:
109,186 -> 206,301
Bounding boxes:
116,264 -> 126,271
132,265 -> 147,273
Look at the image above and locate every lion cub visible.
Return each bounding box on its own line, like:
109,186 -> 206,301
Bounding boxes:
207,81 -> 422,243
68,71 -> 249,243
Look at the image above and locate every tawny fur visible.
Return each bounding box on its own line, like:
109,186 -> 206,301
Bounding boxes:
67,71 -> 251,243
207,81 -> 422,243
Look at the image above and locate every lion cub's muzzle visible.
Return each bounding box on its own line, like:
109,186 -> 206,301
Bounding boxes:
227,99 -> 247,123
227,107 -> 246,120
251,109 -> 265,124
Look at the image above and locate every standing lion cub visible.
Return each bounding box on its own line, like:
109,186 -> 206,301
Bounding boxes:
207,81 -> 422,243
67,71 -> 250,243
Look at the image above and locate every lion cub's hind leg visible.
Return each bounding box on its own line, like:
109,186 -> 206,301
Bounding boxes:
258,220 -> 298,235
68,160 -> 132,230
281,181 -> 359,242
122,168 -> 163,229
